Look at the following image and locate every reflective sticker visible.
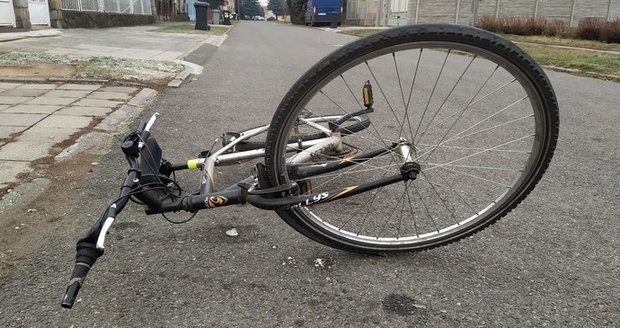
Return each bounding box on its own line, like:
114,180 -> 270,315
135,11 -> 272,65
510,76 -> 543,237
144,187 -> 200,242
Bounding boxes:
187,159 -> 200,170
207,196 -> 228,208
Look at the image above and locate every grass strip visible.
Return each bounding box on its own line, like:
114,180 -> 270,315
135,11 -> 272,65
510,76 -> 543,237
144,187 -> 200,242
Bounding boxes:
152,24 -> 230,35
340,28 -> 620,80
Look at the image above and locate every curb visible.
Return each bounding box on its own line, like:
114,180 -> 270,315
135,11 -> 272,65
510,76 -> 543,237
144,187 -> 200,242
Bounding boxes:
0,30 -> 62,43
168,29 -> 231,88
542,65 -> 620,81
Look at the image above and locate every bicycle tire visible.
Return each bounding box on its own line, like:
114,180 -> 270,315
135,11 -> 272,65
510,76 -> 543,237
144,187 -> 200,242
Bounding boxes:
264,24 -> 559,253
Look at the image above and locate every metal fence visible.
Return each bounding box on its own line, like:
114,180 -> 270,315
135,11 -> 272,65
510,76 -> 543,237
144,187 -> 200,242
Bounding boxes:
61,0 -> 152,15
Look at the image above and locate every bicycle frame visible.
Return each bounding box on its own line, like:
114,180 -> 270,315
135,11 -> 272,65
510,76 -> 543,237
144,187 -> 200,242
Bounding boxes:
135,113 -> 419,214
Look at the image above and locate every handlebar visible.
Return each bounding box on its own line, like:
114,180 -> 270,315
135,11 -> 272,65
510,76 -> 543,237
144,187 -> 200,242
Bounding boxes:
61,113 -> 159,309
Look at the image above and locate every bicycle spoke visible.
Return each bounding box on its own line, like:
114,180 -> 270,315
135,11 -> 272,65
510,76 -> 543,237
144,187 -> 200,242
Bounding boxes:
317,88 -> 400,156
365,61 -> 405,134
416,55 -> 477,145
412,49 -> 451,142
420,171 -> 459,225
437,166 -> 513,188
418,71 -> 510,137
433,169 -> 478,216
422,134 -> 535,170
404,181 -> 419,238
412,184 -> 440,233
420,95 -> 529,162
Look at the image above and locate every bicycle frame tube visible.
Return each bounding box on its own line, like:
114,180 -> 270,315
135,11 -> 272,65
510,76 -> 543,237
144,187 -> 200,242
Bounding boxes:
144,117 -> 416,215
146,170 -> 412,214
195,125 -> 342,194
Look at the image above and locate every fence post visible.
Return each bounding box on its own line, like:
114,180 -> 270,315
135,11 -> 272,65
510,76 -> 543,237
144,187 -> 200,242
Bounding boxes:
495,0 -> 501,19
569,0 -> 577,27
469,0 -> 479,26
534,0 -> 540,18
455,0 -> 461,24
415,0 -> 419,24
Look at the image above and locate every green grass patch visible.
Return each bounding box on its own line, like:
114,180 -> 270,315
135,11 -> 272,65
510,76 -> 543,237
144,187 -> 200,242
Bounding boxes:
341,28 -> 620,80
75,57 -> 184,81
519,44 -> 620,77
506,34 -> 620,52
152,24 -> 230,35
341,29 -> 382,37
0,52 -> 184,83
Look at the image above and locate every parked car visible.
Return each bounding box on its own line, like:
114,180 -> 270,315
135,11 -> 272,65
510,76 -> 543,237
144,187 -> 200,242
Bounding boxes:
303,0 -> 342,26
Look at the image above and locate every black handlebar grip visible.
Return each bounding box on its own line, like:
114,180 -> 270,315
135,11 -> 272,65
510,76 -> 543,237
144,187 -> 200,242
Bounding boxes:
61,281 -> 81,308
61,262 -> 91,308
61,242 -> 103,309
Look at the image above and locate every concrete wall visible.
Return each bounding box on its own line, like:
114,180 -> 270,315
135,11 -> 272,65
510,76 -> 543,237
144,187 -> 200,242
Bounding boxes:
48,0 -> 156,28
406,0 -> 619,27
50,11 -> 155,28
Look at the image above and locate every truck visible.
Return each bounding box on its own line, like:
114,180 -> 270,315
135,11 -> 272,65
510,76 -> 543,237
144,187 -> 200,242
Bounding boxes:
304,0 -> 343,27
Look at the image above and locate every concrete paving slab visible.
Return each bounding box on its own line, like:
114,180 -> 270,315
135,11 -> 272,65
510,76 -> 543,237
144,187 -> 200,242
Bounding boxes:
168,79 -> 183,88
0,83 -> 21,90
73,98 -> 122,108
96,104 -> 137,131
0,96 -> 35,105
57,84 -> 102,91
127,88 -> 158,107
0,113 -> 47,127
0,160 -> 33,185
56,106 -> 112,117
0,140 -> 54,161
16,84 -> 58,90
152,51 -> 185,61
26,97 -> 78,106
44,90 -> 92,98
87,91 -> 132,101
56,131 -> 110,160
100,86 -> 138,94
2,104 -> 63,114
0,89 -> 49,97
0,126 -> 24,139
18,126 -> 78,143
37,114 -> 92,129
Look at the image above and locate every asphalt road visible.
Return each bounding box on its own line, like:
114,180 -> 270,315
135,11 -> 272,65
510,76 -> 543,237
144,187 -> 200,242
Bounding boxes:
0,22 -> 618,327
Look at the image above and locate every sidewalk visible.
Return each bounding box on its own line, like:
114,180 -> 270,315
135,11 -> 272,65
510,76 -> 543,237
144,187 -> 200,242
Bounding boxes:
0,23 -> 228,192
0,23 -> 224,61
0,81 -> 157,190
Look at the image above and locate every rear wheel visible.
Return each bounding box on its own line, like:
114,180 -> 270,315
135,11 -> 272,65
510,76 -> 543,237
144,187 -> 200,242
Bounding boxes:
264,24 -> 559,253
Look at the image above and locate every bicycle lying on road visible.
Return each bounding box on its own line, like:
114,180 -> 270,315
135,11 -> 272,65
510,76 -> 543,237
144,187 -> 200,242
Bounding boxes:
62,24 -> 559,308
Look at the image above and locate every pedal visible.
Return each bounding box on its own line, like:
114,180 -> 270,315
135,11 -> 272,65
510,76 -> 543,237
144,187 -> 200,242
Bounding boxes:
363,80 -> 374,109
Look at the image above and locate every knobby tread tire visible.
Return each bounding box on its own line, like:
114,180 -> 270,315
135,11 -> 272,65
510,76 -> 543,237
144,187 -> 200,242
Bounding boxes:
264,24 -> 559,254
